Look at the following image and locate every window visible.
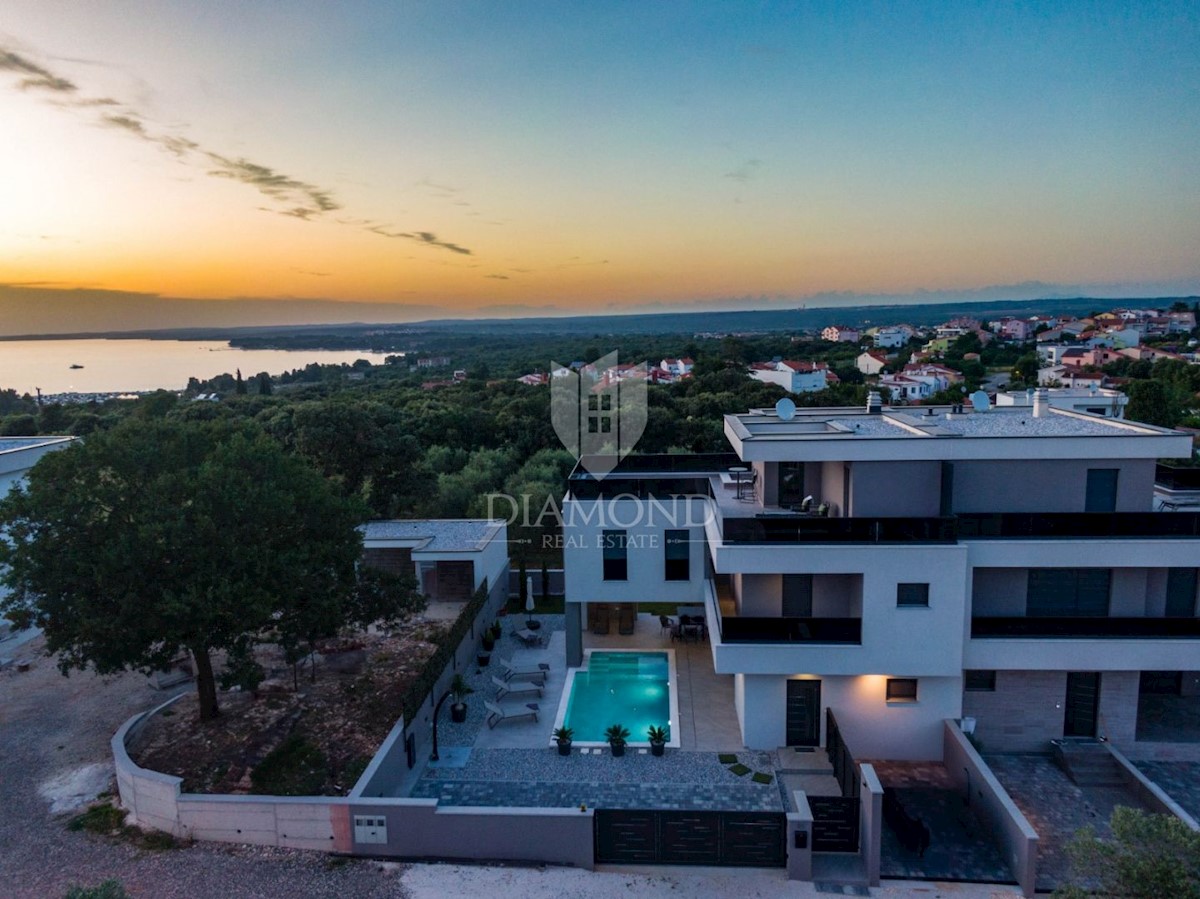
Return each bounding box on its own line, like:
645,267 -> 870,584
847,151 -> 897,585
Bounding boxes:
664,530 -> 690,581
602,530 -> 627,581
1027,568 -> 1111,617
965,670 -> 997,692
886,678 -> 918,702
1166,568 -> 1198,618
1085,468 -> 1118,512
896,583 -> 930,607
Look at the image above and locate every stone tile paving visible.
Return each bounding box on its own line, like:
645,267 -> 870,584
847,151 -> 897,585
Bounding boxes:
869,762 -> 1012,885
1133,760 -> 1200,821
413,747 -> 782,811
985,753 -> 1150,892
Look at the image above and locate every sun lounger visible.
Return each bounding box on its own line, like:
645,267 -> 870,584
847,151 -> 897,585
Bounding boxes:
514,628 -> 544,648
485,699 -> 539,729
492,674 -> 543,700
499,657 -> 550,683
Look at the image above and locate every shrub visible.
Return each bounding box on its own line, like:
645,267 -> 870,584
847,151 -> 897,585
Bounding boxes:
250,735 -> 328,796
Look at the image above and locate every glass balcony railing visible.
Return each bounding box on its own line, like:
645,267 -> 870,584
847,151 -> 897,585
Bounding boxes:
720,616 -> 862,644
971,616 -> 1200,638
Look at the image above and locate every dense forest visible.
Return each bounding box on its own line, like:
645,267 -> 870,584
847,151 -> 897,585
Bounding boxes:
2,322 -> 1197,565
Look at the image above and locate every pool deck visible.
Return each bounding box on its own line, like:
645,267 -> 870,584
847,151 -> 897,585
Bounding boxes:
401,613 -> 778,811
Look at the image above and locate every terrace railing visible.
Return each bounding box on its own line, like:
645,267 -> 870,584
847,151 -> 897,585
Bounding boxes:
720,616 -> 861,644
971,616 -> 1200,639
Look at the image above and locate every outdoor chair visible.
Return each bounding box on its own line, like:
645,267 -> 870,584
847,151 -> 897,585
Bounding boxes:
499,657 -> 550,684
659,615 -> 675,637
492,674 -> 543,700
513,628 -> 544,648
484,699 -> 539,729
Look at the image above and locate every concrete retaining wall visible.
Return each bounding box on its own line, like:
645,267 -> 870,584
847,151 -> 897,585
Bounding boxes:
1106,744 -> 1200,831
786,791 -> 814,881
112,694 -> 188,836
859,763 -> 883,886
943,720 -> 1038,897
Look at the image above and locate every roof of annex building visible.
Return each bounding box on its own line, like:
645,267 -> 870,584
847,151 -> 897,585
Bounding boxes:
360,519 -> 504,552
724,404 -> 1191,462
0,436 -> 74,454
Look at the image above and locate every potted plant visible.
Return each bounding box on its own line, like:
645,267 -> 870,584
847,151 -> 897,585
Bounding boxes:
449,674 -> 473,723
647,725 -> 668,757
489,621 -> 502,643
605,724 -> 630,757
480,624 -> 496,653
553,726 -> 574,756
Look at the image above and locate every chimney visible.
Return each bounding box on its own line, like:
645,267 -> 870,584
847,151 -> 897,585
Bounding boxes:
1033,387 -> 1049,418
866,390 -> 883,414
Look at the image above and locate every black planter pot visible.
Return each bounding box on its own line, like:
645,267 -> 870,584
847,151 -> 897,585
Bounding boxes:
610,742 -> 626,757
477,653 -> 491,667
557,741 -> 572,756
450,703 -> 467,723
481,636 -> 495,652
650,742 -> 665,757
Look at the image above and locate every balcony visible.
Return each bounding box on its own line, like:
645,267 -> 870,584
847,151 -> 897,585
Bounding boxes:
720,515 -> 956,544
958,512 -> 1200,539
719,616 -> 862,644
971,616 -> 1200,639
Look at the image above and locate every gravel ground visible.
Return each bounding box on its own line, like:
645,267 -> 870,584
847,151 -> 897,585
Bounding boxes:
0,636 -> 408,899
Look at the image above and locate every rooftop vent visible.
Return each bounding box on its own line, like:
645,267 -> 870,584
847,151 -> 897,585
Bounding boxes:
866,390 -> 883,415
1033,387 -> 1049,418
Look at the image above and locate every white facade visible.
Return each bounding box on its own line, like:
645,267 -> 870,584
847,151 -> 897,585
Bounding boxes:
997,387 -> 1127,419
856,352 -> 888,376
750,362 -> 829,394
871,327 -> 910,348
562,400 -> 1199,762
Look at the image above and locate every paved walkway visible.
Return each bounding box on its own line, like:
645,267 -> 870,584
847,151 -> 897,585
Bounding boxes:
985,753 -> 1150,892
870,762 -> 1012,886
1133,760 -> 1200,821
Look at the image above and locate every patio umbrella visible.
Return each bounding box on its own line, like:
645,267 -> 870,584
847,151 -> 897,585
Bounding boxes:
525,576 -> 535,626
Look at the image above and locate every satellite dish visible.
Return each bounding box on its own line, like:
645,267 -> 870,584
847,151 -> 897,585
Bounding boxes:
775,397 -> 796,421
969,390 -> 990,412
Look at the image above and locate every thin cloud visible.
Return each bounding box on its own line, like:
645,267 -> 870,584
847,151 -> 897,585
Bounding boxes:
366,225 -> 472,255
724,158 -> 763,183
0,49 -> 76,93
485,274 -> 509,280
0,40 -> 474,252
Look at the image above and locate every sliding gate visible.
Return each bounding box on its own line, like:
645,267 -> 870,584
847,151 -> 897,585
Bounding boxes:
594,809 -> 786,867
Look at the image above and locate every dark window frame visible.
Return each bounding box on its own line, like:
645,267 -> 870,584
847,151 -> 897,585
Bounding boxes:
896,583 -> 930,608
602,529 -> 628,581
663,529 -> 690,581
886,678 -> 919,702
965,670 -> 997,692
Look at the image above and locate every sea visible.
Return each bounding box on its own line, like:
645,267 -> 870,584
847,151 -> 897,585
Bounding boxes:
0,338 -> 394,398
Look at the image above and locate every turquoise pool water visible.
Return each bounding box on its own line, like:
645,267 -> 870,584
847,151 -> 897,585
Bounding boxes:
564,651 -> 672,743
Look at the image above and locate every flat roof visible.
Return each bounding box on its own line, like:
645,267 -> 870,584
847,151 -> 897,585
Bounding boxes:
360,519 -> 504,552
724,404 -> 1192,462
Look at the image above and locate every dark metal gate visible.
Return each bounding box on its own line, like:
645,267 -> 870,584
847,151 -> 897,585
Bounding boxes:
594,809 -> 786,866
808,796 -> 860,852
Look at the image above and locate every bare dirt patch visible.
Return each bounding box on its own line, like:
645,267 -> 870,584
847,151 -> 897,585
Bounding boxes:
131,622 -> 447,796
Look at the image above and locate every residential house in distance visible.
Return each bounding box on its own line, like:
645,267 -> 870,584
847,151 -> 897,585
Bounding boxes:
415,356 -> 452,369
750,360 -> 830,393
516,372 -> 550,386
878,373 -> 932,402
821,325 -> 860,343
856,351 -> 889,376
901,363 -> 961,393
934,317 -> 980,340
659,357 -> 695,379
870,325 -> 914,348
996,386 -> 1128,418
561,392 -> 1198,762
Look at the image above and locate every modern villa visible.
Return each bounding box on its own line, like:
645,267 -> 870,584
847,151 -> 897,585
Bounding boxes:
562,389 -> 1200,761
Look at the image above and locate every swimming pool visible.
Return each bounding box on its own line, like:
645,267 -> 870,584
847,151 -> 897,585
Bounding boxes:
555,650 -> 679,746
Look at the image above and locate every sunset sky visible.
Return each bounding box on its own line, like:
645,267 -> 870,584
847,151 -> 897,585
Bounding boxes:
2,1 -> 1198,328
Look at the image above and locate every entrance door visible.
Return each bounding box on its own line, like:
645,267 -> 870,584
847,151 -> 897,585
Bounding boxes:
1064,672 -> 1101,737
786,679 -> 821,746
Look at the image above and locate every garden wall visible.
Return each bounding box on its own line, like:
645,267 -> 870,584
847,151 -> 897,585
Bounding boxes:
942,720 -> 1038,897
